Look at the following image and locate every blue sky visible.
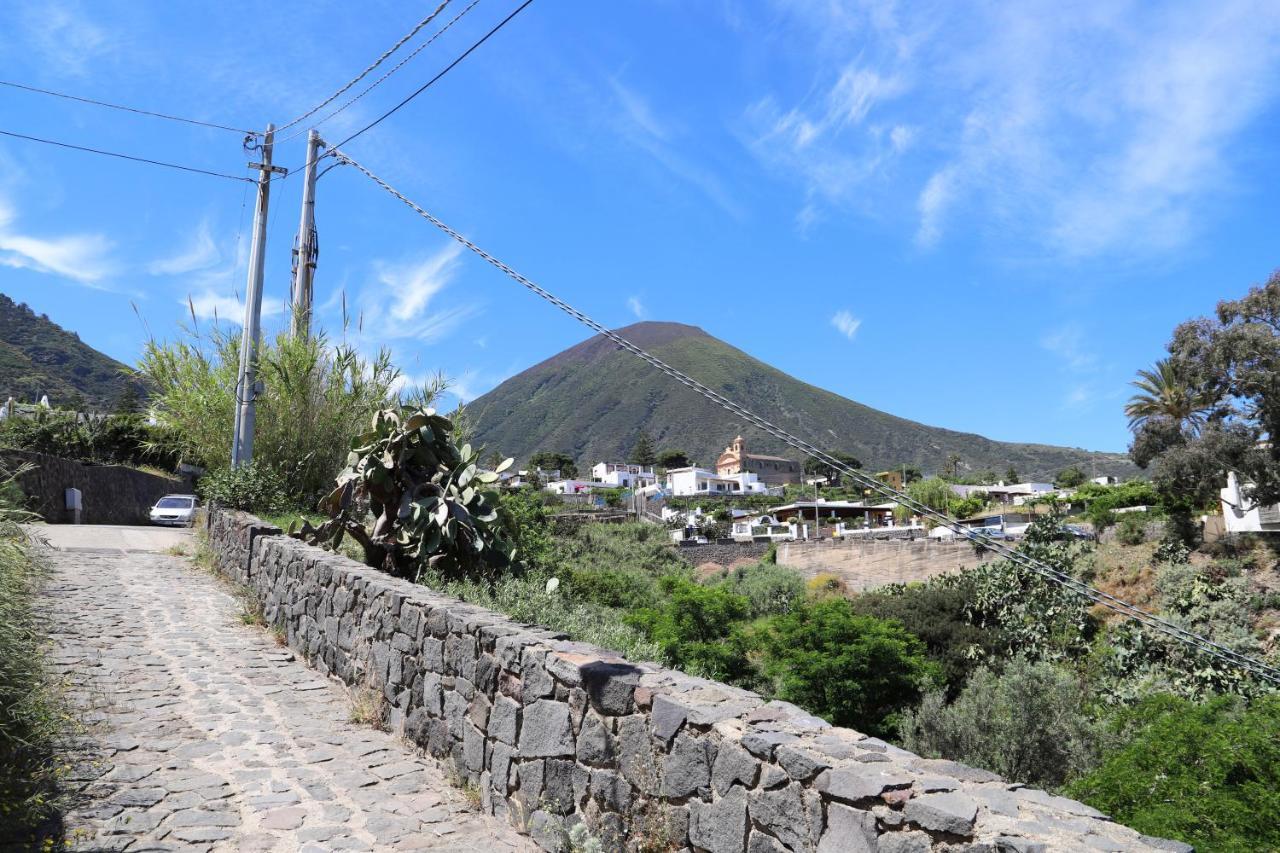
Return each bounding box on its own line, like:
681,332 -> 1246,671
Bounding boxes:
0,0 -> 1277,454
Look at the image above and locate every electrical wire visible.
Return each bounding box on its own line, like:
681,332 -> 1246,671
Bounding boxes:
329,146 -> 1280,688
320,0 -> 533,155
0,79 -> 259,136
275,1 -> 454,133
278,0 -> 483,144
0,128 -> 253,182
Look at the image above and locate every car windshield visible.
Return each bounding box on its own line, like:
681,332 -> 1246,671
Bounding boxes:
156,497 -> 194,509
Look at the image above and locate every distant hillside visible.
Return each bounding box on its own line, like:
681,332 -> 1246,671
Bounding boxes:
467,321 -> 1136,481
0,294 -> 138,410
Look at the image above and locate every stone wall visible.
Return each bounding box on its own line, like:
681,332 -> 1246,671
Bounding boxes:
1,449 -> 192,525
776,539 -> 986,592
205,509 -> 1188,853
675,541 -> 775,568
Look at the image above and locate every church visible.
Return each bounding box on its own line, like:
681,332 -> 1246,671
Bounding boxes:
714,435 -> 801,487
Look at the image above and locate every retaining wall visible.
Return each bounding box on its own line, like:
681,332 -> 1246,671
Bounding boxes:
1,449 -> 191,524
776,539 -> 985,592
206,509 -> 1188,853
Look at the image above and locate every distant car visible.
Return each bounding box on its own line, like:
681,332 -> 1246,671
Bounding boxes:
1063,524 -> 1094,540
149,494 -> 198,527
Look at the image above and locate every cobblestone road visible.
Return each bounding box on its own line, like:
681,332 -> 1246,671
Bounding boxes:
38,530 -> 534,853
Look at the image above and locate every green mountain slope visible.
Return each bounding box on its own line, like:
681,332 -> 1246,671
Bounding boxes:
467,321 -> 1136,480
0,294 -> 137,410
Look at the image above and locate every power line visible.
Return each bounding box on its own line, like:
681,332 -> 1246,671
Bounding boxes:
276,0 -> 454,134
0,128 -> 253,183
0,79 -> 259,136
277,0 -> 484,144
320,0 -> 534,155
329,146 -> 1280,688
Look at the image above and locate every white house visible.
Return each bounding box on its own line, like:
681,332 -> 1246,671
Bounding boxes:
731,514 -> 801,542
1221,471 -> 1280,534
664,466 -> 768,496
950,482 -> 1055,505
545,479 -> 596,495
591,462 -> 657,489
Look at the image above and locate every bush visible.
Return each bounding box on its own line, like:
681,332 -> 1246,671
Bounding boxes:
1067,694 -> 1280,853
498,490 -> 556,572
711,562 -> 805,618
139,321 -> 399,509
0,472 -> 67,845
197,461 -> 288,514
899,658 -> 1102,788
851,578 -> 1002,697
1115,513 -> 1147,545
759,598 -> 936,737
625,577 -> 754,681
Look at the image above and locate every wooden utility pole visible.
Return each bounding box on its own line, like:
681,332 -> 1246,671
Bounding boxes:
232,125 -> 285,468
290,129 -> 324,340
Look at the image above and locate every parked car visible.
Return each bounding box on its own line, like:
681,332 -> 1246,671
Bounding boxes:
149,494 -> 199,527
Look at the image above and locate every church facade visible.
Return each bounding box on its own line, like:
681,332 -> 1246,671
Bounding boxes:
715,435 -> 801,487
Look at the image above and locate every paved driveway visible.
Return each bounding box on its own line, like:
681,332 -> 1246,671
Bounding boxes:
38,527 -> 534,852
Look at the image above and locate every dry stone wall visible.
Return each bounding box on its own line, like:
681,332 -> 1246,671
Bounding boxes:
2,448 -> 192,524
206,509 -> 1190,853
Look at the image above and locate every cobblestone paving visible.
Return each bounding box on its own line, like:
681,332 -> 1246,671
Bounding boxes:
41,540 -> 535,852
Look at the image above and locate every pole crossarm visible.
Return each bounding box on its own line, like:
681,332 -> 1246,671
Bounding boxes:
330,146 -> 1280,688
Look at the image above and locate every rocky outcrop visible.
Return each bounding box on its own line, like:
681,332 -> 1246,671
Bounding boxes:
206,509 -> 1189,853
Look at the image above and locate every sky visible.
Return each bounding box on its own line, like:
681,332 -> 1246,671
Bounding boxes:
0,0 -> 1277,454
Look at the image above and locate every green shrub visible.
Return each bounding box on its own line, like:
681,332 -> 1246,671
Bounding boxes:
1067,694 -> 1280,853
899,658 -> 1102,788
711,562 -> 805,618
138,321 -> 399,508
759,598 -> 936,737
626,577 -> 754,681
197,462 -> 288,515
498,490 -> 556,572
851,578 -> 1002,697
1115,513 -> 1147,545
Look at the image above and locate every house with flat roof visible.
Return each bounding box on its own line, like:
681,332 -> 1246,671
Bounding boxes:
1221,471 -> 1280,534
665,466 -> 767,496
715,436 -> 801,486
591,462 -> 657,489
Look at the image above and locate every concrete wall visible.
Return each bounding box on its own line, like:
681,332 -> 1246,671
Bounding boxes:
777,539 -> 986,592
205,509 -> 1186,853
1,449 -> 191,525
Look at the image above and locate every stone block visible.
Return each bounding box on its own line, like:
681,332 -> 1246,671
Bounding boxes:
576,711 -> 614,767
522,649 -> 556,702
689,786 -> 748,853
750,782 -> 807,851
588,769 -> 633,814
422,636 -> 444,672
904,791 -> 979,836
776,745 -> 830,782
528,809 -> 565,853
818,803 -> 877,853
518,700 -> 575,758
464,723 -> 485,773
468,694 -> 492,730
712,740 -> 759,793
544,759 -> 578,815
618,715 -> 661,796
651,695 -> 688,744
490,695 -> 521,745
816,766 -> 915,803
445,633 -> 478,680
662,733 -> 712,798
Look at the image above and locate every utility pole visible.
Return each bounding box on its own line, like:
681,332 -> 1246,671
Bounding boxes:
232,124 -> 286,468
290,129 -> 324,340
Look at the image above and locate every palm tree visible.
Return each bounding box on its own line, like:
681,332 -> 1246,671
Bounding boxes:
1124,358 -> 1212,434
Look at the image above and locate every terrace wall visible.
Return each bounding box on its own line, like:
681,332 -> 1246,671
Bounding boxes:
205,509 -> 1187,853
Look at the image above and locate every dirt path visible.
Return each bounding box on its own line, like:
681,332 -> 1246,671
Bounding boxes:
37,526 -> 533,852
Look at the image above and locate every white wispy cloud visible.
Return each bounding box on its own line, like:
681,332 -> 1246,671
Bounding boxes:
351,245 -> 480,344
1039,324 -> 1097,373
149,220 -> 220,276
0,197 -> 115,285
749,0 -> 1280,255
609,78 -> 743,218
19,1 -> 113,76
831,309 -> 861,341
627,296 -> 646,319
187,291 -> 285,324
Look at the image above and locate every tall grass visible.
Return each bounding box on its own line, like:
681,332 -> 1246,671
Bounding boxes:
0,468 -> 69,845
137,321 -> 400,509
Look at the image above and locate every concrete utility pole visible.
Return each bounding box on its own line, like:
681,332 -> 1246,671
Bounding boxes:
232,125 -> 286,468
290,129 -> 324,340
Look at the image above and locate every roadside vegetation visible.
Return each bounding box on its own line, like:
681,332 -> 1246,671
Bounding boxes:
0,467 -> 72,847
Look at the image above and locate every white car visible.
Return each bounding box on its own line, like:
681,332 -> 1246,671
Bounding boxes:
149,494 -> 199,527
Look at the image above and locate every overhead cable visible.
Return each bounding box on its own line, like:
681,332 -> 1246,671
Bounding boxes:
0,128 -> 253,182
329,146 -> 1280,688
320,0 -> 533,154
0,79 -> 258,136
278,0 -> 483,144
275,0 -> 454,133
